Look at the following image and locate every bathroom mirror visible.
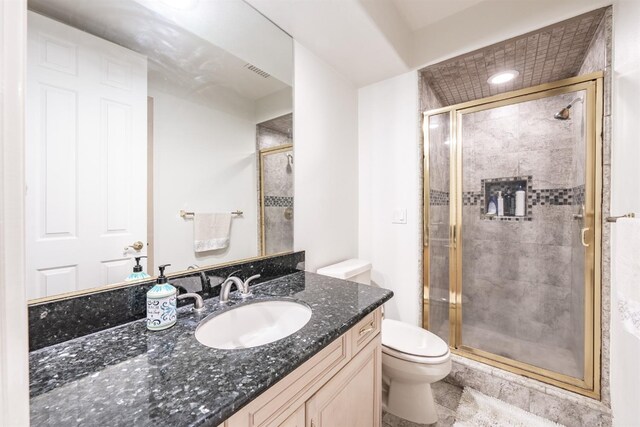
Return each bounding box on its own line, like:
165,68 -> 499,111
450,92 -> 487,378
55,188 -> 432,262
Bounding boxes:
25,0 -> 294,301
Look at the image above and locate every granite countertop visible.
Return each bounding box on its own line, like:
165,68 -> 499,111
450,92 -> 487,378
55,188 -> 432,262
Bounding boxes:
29,271 -> 393,426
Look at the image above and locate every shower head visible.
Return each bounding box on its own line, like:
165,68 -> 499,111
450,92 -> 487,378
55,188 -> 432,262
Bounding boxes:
554,97 -> 583,120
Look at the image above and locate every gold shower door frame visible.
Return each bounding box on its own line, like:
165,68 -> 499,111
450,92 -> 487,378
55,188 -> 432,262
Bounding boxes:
422,72 -> 603,399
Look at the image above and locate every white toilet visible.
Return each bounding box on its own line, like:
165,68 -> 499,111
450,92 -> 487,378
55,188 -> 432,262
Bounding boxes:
317,259 -> 451,425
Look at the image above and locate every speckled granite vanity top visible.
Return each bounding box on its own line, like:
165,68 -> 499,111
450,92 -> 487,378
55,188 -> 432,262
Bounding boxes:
29,272 -> 393,426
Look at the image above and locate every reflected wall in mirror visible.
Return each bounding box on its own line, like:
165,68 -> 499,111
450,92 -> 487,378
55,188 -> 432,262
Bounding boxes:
25,0 -> 294,301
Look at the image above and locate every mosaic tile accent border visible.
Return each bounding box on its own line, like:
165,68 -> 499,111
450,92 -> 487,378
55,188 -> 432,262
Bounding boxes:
440,180 -> 586,222
460,177 -> 588,222
264,195 -> 293,208
430,189 -> 450,206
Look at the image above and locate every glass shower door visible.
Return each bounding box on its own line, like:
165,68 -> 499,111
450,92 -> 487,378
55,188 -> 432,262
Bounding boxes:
455,83 -> 597,390
424,112 -> 452,344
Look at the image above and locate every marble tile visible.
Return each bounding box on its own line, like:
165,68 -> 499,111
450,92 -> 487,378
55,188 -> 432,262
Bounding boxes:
382,404 -> 456,427
432,381 -> 463,412
264,207 -> 294,254
529,390 -> 586,427
257,122 -> 291,150
603,115 -> 611,166
445,356 -> 612,426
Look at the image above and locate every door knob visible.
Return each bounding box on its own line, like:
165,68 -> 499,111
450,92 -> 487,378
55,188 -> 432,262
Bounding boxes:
125,241 -> 144,252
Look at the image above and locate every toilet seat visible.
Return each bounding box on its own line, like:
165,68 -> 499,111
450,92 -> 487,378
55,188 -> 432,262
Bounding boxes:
381,319 -> 450,365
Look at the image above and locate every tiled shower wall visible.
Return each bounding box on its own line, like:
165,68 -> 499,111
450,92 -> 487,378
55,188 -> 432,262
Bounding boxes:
256,122 -> 294,255
460,93 -> 586,379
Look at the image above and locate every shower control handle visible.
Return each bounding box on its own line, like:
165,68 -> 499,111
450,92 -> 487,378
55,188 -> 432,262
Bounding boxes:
581,227 -> 590,247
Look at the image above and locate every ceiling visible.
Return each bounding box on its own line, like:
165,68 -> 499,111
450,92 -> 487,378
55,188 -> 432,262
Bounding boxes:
28,0 -> 291,101
390,0 -> 485,31
247,0 -> 613,88
421,8 -> 606,106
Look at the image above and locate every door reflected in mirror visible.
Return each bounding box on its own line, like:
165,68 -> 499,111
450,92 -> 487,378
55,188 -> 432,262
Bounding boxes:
25,0 -> 294,301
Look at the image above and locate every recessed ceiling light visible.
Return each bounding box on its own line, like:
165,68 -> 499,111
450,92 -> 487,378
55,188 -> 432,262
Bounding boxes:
487,70 -> 519,85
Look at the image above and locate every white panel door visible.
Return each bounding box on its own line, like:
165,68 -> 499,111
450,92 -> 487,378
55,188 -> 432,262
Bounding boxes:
26,12 -> 147,299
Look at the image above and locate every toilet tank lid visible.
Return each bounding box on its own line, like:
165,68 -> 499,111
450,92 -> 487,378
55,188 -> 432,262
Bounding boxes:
316,259 -> 371,279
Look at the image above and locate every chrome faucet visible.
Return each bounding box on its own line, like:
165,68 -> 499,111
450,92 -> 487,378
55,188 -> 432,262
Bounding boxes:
218,273 -> 261,304
177,292 -> 204,311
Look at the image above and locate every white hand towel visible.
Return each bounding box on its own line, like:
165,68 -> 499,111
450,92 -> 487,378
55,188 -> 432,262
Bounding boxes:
194,213 -> 232,252
614,217 -> 640,340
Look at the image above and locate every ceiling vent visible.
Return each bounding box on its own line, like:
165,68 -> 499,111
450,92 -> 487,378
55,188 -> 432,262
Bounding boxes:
244,63 -> 270,78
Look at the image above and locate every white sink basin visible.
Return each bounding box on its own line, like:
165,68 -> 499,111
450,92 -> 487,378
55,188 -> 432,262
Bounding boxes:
195,300 -> 312,349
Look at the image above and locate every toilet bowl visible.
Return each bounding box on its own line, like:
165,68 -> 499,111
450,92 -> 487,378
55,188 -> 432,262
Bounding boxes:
317,259 -> 452,425
381,319 -> 451,424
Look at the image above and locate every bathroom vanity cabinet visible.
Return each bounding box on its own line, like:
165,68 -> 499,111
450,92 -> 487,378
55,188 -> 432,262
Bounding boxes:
223,307 -> 382,427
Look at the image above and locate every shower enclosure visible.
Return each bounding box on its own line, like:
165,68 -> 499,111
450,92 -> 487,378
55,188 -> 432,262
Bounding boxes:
259,144 -> 294,255
423,73 -> 603,397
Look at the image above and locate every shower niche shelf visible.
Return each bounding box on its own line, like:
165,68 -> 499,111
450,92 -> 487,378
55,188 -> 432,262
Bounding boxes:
480,176 -> 533,222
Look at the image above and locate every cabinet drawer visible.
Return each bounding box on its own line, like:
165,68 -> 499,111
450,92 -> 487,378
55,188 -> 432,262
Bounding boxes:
351,307 -> 381,356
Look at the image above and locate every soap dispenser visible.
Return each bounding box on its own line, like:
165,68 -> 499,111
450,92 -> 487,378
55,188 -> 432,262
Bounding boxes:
497,191 -> 504,216
126,256 -> 151,282
146,264 -> 177,331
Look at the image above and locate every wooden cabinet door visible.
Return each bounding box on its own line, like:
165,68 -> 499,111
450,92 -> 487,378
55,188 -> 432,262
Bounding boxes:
306,337 -> 381,427
278,404 -> 305,427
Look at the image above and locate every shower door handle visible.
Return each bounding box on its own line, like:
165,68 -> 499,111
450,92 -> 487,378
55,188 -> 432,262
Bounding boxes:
581,227 -> 590,247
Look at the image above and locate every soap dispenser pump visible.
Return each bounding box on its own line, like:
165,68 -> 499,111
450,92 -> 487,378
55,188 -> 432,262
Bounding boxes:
126,256 -> 151,282
146,264 -> 177,331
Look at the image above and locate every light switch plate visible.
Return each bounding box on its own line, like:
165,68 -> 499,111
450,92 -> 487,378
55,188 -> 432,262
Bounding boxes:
392,208 -> 407,224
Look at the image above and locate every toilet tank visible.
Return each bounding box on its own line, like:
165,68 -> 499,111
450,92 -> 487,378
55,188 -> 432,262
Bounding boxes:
316,259 -> 372,285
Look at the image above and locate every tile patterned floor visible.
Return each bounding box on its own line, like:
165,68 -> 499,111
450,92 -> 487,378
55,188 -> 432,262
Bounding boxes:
383,381 -> 463,427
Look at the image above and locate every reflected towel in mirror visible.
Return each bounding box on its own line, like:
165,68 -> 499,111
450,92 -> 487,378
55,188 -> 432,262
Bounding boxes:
614,217 -> 640,340
194,213 -> 232,252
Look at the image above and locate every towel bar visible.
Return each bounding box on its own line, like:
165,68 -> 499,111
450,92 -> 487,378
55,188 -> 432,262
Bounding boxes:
606,213 -> 635,222
180,210 -> 243,218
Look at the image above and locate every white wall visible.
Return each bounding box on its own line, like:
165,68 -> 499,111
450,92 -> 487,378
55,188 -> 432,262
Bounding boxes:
0,0 -> 29,423
610,1 -> 640,424
358,71 -> 421,326
255,87 -> 293,124
293,41 -> 359,272
151,85 -> 259,273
